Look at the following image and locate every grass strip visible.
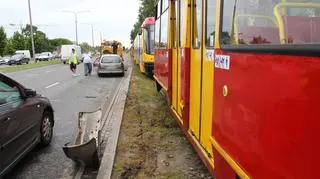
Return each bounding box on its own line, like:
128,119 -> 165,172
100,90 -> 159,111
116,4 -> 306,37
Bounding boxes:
0,59 -> 62,73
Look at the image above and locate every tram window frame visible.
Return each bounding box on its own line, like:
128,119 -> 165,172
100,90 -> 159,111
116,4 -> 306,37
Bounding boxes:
192,0 -> 203,49
157,1 -> 162,19
179,0 -> 185,47
162,0 -> 169,13
143,28 -> 150,54
173,0 -> 179,49
219,0 -> 320,56
155,19 -> 161,49
159,9 -> 169,49
156,0 -> 170,49
205,0 -> 216,48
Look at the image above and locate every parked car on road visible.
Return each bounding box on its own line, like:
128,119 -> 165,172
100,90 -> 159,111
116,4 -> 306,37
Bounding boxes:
36,52 -> 53,61
52,52 -> 61,59
15,50 -> 31,60
0,73 -> 54,177
0,56 -> 11,65
97,54 -> 124,77
8,54 -> 30,65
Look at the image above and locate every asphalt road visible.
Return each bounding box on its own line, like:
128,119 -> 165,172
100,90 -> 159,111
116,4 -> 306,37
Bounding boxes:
2,60 -> 127,179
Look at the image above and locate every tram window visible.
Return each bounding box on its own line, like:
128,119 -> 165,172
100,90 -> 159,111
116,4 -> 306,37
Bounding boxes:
143,28 -> 150,54
206,0 -> 216,47
162,0 -> 169,12
155,20 -> 160,48
173,0 -> 178,48
221,0 -> 280,46
180,0 -> 185,46
160,10 -> 169,48
222,0 -> 320,46
157,1 -> 162,18
150,25 -> 155,54
193,0 -> 203,48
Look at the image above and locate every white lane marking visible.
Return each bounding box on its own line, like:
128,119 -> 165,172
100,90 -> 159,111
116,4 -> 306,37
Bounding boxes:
45,70 -> 52,73
45,82 -> 60,89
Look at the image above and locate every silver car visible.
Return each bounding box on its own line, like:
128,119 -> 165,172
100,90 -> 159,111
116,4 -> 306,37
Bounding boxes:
0,56 -> 11,65
97,54 -> 124,77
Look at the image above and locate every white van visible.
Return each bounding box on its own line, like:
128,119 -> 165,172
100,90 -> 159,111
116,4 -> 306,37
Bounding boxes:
60,45 -> 82,64
15,50 -> 31,60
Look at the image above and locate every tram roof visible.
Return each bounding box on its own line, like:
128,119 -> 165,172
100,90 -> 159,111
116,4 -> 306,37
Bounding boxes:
141,17 -> 155,27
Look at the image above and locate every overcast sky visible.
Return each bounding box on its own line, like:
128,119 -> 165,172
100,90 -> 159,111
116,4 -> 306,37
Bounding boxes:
0,0 -> 140,48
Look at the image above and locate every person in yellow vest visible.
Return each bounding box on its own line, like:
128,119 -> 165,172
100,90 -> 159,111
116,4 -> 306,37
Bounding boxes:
69,49 -> 78,76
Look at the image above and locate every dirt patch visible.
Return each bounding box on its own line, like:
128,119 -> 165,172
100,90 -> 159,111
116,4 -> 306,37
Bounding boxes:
112,63 -> 211,179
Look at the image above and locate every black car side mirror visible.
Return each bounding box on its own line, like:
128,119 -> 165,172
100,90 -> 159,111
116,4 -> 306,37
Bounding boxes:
25,89 -> 36,98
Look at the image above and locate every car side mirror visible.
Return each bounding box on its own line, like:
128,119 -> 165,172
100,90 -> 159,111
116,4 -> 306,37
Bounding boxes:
25,89 -> 36,98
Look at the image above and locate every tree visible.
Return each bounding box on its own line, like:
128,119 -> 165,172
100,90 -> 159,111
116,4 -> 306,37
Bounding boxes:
11,32 -> 25,51
139,0 -> 157,21
22,24 -> 38,38
50,38 -> 72,48
25,30 -> 52,53
130,22 -> 141,43
129,0 -> 157,43
4,39 -> 15,55
80,42 -> 92,52
34,31 -> 51,52
0,26 -> 7,56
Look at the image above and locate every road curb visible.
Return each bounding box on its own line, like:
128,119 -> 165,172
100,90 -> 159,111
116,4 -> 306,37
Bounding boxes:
96,65 -> 133,179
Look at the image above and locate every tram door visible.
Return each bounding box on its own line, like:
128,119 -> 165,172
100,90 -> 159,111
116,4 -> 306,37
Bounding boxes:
190,0 -> 215,156
172,0 -> 183,118
189,0 -> 204,140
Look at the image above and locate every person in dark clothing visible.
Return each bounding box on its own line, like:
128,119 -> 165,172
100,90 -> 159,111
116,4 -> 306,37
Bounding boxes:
112,41 -> 118,54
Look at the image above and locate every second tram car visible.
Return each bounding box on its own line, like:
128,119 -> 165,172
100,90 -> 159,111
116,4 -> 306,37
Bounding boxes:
133,17 -> 156,76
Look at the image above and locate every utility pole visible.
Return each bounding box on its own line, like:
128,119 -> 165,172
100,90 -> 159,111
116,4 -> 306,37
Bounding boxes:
62,10 -> 89,45
28,0 -> 36,62
75,14 -> 78,45
91,24 -> 94,49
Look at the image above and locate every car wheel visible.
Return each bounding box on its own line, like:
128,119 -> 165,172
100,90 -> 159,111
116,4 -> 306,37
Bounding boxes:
98,73 -> 102,77
121,72 -> 125,77
40,111 -> 53,146
26,61 -> 29,64
63,61 -> 66,64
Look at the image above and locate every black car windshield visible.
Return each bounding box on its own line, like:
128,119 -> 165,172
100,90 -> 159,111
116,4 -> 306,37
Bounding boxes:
101,56 -> 121,63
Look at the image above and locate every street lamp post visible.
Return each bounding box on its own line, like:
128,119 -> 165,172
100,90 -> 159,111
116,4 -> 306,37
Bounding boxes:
62,10 -> 89,45
100,31 -> 102,43
91,24 -> 94,49
28,0 -> 36,62
79,23 -> 95,50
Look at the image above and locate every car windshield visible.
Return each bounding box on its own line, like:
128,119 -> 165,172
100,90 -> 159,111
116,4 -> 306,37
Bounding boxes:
101,56 -> 121,63
41,52 -> 49,55
3,56 -> 10,59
